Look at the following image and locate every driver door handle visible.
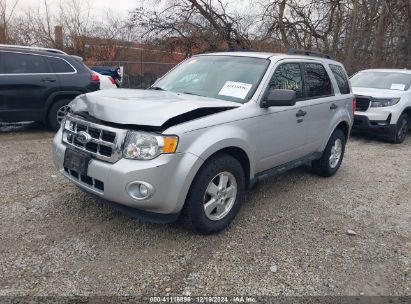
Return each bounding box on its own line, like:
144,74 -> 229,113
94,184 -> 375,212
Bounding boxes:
41,77 -> 56,82
296,109 -> 307,117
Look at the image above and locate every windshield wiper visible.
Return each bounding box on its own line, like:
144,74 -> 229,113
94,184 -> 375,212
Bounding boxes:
181,91 -> 202,97
150,86 -> 166,91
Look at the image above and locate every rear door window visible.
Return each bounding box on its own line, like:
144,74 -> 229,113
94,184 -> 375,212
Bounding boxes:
303,63 -> 333,98
47,57 -> 75,73
1,52 -> 50,74
269,63 -> 304,99
329,64 -> 350,94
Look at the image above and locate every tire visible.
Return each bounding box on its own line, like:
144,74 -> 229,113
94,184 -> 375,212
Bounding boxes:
312,128 -> 346,177
182,153 -> 246,234
391,113 -> 409,144
47,99 -> 72,131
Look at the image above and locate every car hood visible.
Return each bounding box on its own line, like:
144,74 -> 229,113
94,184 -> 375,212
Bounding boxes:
352,87 -> 407,98
70,89 -> 240,127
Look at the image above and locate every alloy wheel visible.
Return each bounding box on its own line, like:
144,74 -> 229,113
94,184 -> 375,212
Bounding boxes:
203,171 -> 237,221
57,105 -> 70,124
329,138 -> 342,169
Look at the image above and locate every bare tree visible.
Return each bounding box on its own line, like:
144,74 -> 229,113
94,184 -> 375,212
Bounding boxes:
0,0 -> 18,43
131,0 -> 251,55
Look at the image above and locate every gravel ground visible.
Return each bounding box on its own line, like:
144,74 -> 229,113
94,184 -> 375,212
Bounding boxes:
0,122 -> 410,297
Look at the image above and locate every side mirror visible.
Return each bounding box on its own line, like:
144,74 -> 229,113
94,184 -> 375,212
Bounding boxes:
260,89 -> 296,108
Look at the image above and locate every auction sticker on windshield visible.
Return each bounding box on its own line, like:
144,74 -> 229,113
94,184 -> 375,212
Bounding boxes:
218,81 -> 252,99
390,83 -> 406,91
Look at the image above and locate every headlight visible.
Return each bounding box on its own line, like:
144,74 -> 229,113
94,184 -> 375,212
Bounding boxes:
123,131 -> 178,160
371,98 -> 400,107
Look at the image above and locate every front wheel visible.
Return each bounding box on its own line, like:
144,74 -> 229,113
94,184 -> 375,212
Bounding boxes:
183,154 -> 246,234
391,114 -> 409,144
312,128 -> 346,177
47,99 -> 72,131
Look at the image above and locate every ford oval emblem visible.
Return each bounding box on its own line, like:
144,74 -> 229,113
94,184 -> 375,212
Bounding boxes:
76,131 -> 92,144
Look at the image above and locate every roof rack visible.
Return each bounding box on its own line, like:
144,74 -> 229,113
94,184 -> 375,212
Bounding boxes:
0,44 -> 67,55
227,48 -> 258,52
287,48 -> 331,59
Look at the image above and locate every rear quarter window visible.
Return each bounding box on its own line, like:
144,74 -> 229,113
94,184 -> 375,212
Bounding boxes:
304,63 -> 333,98
47,57 -> 75,73
329,64 -> 350,94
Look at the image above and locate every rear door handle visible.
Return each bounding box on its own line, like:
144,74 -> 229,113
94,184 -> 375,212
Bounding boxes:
41,77 -> 56,82
296,109 -> 307,117
330,103 -> 338,110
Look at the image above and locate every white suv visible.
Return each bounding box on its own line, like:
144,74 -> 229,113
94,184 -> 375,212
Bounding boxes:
351,69 -> 411,143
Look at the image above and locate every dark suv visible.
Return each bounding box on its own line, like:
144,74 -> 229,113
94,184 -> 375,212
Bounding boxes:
0,45 -> 100,130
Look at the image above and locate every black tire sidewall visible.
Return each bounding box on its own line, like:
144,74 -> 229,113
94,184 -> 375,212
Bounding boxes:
394,114 -> 409,144
48,99 -> 71,131
184,154 -> 246,234
314,129 -> 346,177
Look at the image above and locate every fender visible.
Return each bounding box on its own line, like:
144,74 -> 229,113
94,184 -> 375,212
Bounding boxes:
171,125 -> 255,212
183,124 -> 256,179
320,106 -> 352,151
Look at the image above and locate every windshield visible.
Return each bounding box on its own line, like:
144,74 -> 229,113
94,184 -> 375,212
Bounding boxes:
154,55 -> 270,103
350,71 -> 411,91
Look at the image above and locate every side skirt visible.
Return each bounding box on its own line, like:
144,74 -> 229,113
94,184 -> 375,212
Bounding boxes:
250,152 -> 323,187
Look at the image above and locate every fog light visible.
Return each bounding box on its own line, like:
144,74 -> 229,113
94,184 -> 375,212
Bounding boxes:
139,183 -> 149,197
377,122 -> 389,126
126,181 -> 155,200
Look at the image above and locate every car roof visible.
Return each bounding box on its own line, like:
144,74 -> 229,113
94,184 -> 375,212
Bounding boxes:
357,69 -> 411,74
0,45 -> 70,58
199,51 -> 344,65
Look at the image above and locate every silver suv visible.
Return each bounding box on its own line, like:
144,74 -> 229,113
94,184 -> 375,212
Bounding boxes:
52,50 -> 354,234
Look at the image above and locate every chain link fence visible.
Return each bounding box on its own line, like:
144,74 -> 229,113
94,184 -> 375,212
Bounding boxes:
99,61 -> 177,89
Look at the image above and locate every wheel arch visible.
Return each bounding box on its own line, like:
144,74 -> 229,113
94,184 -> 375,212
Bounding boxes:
401,107 -> 411,124
203,146 -> 251,189
320,119 -> 351,152
335,120 -> 350,140
44,91 -> 83,121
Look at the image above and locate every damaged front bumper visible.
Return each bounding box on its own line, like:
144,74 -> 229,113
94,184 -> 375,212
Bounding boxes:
353,114 -> 396,138
52,127 -> 204,222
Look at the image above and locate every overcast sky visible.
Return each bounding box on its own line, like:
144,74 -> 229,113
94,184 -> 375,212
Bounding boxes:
13,0 -> 252,18
15,0 -> 138,17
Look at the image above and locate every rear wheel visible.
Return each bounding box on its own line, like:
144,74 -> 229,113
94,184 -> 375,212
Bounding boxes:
183,154 -> 246,234
391,113 -> 409,144
312,128 -> 346,177
47,98 -> 72,131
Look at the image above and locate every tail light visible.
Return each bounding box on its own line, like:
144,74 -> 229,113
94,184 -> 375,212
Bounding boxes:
352,97 -> 356,115
108,76 -> 115,85
91,72 -> 100,82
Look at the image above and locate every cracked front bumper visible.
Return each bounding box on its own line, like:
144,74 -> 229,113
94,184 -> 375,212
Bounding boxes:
52,128 -> 204,217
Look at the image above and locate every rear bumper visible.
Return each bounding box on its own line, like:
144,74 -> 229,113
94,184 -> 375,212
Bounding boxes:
353,114 -> 396,137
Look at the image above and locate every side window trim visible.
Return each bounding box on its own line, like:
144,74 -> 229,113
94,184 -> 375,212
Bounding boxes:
301,61 -> 334,100
47,56 -> 77,74
264,61 -> 305,102
329,64 -> 350,95
0,50 -> 77,75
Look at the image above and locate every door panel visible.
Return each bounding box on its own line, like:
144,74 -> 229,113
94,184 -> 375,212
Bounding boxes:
299,62 -> 335,152
0,52 -> 57,114
251,106 -> 309,173
299,97 -> 335,152
251,61 -> 309,172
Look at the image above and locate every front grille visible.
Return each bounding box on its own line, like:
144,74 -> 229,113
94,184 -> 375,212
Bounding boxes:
62,114 -> 128,163
355,96 -> 371,112
64,167 -> 105,192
